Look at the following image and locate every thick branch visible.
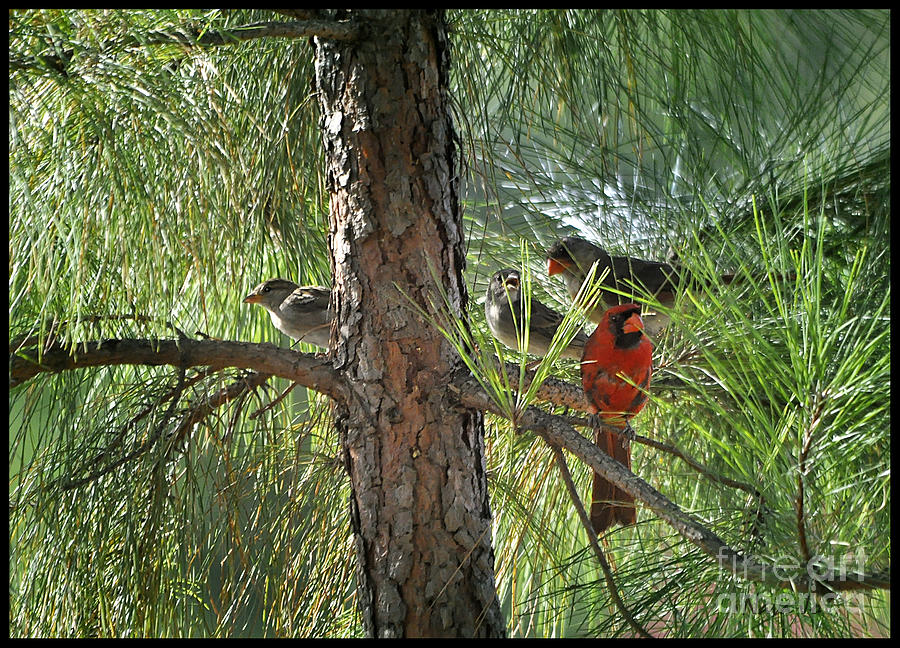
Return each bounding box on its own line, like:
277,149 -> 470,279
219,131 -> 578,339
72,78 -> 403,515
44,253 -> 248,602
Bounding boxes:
153,20 -> 360,44
491,361 -> 592,411
10,19 -> 359,76
497,361 -> 767,506
9,338 -> 347,403
455,374 -> 890,594
563,411 -> 766,505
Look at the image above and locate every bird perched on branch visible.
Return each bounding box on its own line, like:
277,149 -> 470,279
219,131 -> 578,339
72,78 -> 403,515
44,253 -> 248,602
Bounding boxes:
581,303 -> 653,534
547,236 -> 685,338
484,268 -> 588,360
548,236 -> 795,340
244,279 -> 332,348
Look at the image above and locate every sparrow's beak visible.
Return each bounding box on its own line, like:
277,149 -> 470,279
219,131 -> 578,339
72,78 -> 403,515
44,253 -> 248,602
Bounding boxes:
547,257 -> 568,276
622,312 -> 645,335
243,293 -> 262,304
504,276 -> 520,290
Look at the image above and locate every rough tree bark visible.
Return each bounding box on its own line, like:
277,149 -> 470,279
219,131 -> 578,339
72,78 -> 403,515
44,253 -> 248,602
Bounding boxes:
313,10 -> 506,637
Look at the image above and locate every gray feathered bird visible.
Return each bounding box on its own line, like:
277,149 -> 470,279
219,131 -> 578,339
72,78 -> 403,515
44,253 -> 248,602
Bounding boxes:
244,278 -> 332,348
484,268 -> 588,360
546,236 -> 682,338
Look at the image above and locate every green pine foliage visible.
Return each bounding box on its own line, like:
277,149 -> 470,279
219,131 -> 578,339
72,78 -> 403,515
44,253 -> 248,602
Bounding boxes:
10,9 -> 889,637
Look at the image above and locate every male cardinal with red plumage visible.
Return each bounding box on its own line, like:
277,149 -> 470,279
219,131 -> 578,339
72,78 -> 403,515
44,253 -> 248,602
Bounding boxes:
581,303 -> 653,534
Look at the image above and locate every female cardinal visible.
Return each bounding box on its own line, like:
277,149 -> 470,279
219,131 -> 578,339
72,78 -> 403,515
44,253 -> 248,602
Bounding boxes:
485,268 -> 588,360
547,236 -> 681,338
581,303 -> 653,533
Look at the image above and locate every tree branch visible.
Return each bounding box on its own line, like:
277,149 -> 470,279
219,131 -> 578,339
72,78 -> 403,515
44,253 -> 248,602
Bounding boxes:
796,398 -> 824,564
58,365 -> 188,491
454,374 -> 890,594
562,411 -> 767,506
162,369 -> 273,460
9,19 -> 359,76
492,361 -> 768,513
487,361 -> 593,411
9,337 -> 347,403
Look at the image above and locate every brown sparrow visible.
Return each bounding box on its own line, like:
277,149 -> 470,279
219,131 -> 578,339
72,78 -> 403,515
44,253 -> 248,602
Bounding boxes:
244,278 -> 332,348
484,268 -> 588,360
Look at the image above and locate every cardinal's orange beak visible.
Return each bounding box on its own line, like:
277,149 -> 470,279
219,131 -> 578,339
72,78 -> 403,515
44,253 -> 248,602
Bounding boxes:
622,312 -> 645,335
547,257 -> 568,276
243,293 -> 263,304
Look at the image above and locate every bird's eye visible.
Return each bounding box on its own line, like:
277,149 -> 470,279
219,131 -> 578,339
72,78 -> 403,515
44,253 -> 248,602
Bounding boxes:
263,286 -> 271,293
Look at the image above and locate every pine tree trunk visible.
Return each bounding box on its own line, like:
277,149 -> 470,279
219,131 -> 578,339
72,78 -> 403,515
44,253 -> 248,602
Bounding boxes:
313,10 -> 505,638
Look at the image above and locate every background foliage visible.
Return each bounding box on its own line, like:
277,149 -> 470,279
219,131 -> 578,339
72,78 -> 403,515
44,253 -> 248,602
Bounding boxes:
9,9 -> 890,637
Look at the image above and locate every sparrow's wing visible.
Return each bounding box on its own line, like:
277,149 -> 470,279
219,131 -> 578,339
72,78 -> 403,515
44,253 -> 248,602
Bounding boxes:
282,286 -> 331,314
526,298 -> 566,337
271,286 -> 332,346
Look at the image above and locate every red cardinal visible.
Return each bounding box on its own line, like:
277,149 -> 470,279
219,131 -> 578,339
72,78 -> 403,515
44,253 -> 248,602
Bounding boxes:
581,303 -> 653,534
